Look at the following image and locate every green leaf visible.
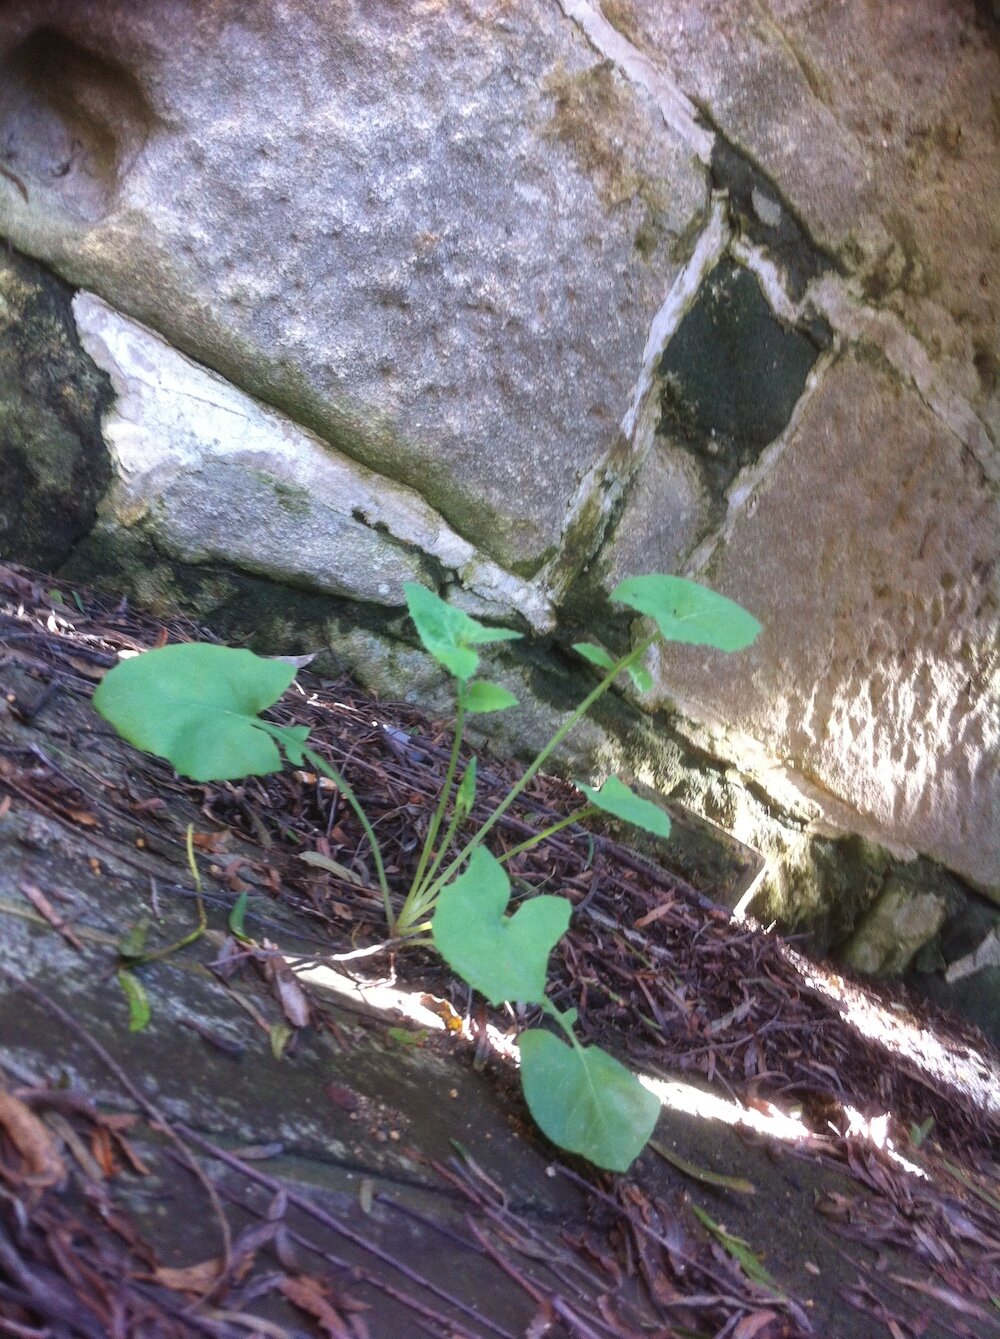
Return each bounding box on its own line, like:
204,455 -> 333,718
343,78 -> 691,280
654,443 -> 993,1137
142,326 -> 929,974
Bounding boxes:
118,969 -> 151,1032
627,665 -> 653,694
228,891 -> 251,940
254,719 -> 311,766
455,757 -> 477,820
404,584 -> 480,680
93,643 -> 298,781
387,1026 -> 428,1046
575,775 -> 671,839
464,681 -> 519,714
432,848 -> 570,1005
611,575 -> 761,651
117,919 -> 149,962
650,1140 -> 755,1194
690,1205 -> 781,1291
298,851 -> 363,885
404,584 -> 521,682
519,1029 -> 660,1171
269,1022 -> 293,1060
465,625 -> 523,646
572,642 -> 616,672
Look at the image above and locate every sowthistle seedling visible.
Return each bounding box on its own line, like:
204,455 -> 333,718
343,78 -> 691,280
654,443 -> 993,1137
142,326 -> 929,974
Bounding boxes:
94,575 -> 760,1170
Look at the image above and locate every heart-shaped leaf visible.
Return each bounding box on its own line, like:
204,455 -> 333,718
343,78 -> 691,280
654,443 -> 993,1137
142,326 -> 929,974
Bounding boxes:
611,575 -> 761,651
93,643 -> 299,781
405,584 -> 522,683
575,775 -> 671,839
519,1029 -> 660,1171
432,848 -> 570,1005
464,681 -> 519,714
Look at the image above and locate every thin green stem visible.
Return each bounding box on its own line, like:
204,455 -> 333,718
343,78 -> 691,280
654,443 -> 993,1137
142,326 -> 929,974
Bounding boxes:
128,824 -> 207,964
418,634 -> 657,906
540,996 -> 584,1052
405,692 -> 467,912
496,807 -> 596,865
396,785 -> 471,935
302,746 -> 392,929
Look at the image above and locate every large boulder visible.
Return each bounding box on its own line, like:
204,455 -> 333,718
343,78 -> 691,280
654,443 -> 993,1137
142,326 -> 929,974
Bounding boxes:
0,0 -> 997,933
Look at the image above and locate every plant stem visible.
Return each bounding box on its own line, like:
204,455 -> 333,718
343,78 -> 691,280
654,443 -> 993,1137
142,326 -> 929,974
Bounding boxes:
496,807 -> 596,865
418,634 -> 657,906
540,996 -> 584,1053
402,691 -> 467,922
396,783 -> 472,935
302,746 -> 392,929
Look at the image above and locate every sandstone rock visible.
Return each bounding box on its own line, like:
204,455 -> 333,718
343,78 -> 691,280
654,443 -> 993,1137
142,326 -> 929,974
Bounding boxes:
72,292 -> 551,627
0,0 -> 996,943
0,0 -> 706,573
843,878 -> 949,976
636,353 -> 1000,896
602,0 -> 999,431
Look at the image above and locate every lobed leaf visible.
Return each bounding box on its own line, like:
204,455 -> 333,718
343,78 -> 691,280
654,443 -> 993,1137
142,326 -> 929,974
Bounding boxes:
575,775 -> 671,839
611,575 -> 761,651
93,643 -> 298,781
519,1029 -> 660,1171
432,848 -> 570,1006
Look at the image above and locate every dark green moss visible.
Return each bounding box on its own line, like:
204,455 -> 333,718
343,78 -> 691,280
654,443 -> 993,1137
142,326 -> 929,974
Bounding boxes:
0,248 -> 113,568
656,260 -> 824,503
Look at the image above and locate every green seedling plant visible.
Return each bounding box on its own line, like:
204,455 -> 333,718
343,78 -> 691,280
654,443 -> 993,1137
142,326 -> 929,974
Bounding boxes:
93,575 -> 760,1171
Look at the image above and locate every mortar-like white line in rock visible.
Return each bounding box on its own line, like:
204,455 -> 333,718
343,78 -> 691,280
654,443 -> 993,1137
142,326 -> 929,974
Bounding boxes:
622,197 -> 730,443
557,0 -> 715,163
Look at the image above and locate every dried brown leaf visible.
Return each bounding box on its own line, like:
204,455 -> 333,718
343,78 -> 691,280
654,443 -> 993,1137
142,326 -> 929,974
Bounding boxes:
153,1257 -> 223,1295
279,1274 -> 358,1337
0,1087 -> 66,1189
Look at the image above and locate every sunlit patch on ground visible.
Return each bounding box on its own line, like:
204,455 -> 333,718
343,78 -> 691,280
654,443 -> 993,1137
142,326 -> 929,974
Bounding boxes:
296,942 -> 998,1183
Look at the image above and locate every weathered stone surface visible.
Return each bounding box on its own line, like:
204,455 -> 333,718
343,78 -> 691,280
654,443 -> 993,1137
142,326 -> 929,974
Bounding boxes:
0,0 -> 706,572
72,293 -> 552,627
0,248 -> 111,567
640,353 -> 1000,895
609,0 -> 999,431
843,879 -> 949,976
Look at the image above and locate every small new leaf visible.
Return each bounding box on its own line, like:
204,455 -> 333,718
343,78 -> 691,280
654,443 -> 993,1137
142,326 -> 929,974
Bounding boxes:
627,665 -> 653,694
228,891 -> 251,941
575,775 -> 671,839
455,758 -> 477,820
118,969 -> 151,1032
432,848 -> 570,1005
404,584 -> 522,682
464,681 -> 518,714
573,642 -> 616,672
